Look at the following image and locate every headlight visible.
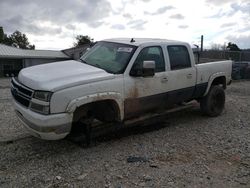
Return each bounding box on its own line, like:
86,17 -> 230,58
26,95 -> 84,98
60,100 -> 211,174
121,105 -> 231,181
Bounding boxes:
33,91 -> 52,102
31,91 -> 52,114
30,102 -> 50,115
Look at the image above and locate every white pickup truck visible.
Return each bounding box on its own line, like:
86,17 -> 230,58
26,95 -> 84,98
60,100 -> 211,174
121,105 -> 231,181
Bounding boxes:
11,38 -> 232,141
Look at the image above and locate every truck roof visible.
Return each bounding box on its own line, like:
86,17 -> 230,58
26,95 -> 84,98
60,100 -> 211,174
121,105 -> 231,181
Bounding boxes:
103,38 -> 186,46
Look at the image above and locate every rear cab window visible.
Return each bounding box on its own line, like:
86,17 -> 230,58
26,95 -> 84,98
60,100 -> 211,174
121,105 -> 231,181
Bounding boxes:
167,45 -> 191,70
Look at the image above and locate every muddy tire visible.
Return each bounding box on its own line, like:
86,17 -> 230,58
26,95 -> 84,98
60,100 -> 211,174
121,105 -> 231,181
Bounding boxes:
70,117 -> 93,146
200,85 -> 225,117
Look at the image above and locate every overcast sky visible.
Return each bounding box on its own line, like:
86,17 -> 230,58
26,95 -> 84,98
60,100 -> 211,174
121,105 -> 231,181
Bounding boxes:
0,0 -> 249,50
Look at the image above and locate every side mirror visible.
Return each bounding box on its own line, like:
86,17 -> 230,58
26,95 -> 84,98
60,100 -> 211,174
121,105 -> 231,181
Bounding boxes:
130,60 -> 155,77
142,61 -> 155,77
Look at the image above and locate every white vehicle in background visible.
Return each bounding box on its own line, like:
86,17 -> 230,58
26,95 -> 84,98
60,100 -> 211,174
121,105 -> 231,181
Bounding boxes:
11,38 -> 232,142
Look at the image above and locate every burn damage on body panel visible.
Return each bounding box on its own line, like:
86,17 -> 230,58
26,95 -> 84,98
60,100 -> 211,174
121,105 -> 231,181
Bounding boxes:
129,87 -> 139,98
124,83 -> 210,120
124,84 -> 168,120
124,86 -> 140,119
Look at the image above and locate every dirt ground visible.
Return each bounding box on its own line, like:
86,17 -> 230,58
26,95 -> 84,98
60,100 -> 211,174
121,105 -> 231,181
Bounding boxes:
0,79 -> 250,187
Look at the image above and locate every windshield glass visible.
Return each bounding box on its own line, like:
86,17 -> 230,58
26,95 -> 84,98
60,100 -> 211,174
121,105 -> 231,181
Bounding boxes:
80,41 -> 137,74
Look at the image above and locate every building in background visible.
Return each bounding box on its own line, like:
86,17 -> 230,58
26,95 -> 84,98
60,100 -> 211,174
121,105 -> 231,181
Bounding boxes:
0,44 -> 69,77
62,44 -> 90,60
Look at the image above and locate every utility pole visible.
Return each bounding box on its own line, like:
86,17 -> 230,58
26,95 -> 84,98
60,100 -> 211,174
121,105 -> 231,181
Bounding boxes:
201,35 -> 204,52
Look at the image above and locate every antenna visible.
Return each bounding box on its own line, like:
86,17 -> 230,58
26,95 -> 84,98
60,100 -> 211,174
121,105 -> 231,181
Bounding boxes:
130,38 -> 135,43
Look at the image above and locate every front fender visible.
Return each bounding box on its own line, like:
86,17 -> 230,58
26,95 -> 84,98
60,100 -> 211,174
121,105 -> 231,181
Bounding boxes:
66,92 -> 124,120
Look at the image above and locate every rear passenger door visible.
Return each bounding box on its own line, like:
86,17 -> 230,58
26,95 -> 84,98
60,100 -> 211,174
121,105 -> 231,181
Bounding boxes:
165,45 -> 196,104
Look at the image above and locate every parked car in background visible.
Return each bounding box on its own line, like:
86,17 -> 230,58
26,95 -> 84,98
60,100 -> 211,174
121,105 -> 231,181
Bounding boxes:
232,61 -> 250,80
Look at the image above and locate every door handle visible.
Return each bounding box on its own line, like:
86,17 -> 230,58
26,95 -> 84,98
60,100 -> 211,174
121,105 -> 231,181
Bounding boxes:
161,77 -> 168,83
186,74 -> 192,79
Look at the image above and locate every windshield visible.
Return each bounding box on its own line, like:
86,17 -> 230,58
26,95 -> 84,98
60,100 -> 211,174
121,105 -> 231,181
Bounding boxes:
80,41 -> 137,74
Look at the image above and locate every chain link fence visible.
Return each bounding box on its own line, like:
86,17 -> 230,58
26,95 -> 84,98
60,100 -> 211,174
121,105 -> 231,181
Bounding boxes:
200,51 -> 250,80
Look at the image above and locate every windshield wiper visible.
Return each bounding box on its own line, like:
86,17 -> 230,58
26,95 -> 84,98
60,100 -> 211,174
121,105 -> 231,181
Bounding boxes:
80,59 -> 111,73
79,59 -> 88,64
94,63 -> 101,68
80,59 -> 100,69
93,64 -> 112,73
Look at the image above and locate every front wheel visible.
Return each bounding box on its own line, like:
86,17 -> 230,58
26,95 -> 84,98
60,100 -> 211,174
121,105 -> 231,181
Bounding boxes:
70,117 -> 93,146
200,85 -> 225,117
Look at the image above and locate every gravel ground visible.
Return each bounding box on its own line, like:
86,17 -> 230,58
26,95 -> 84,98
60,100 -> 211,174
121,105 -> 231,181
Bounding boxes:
0,78 -> 11,89
0,79 -> 249,187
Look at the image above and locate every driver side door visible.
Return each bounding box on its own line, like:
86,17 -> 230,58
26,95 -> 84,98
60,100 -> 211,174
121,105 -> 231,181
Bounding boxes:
123,46 -> 169,119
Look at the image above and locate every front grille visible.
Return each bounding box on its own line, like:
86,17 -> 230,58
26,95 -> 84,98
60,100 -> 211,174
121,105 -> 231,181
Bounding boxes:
11,78 -> 34,108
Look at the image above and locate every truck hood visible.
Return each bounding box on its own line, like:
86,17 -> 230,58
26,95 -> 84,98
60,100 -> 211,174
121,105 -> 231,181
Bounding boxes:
18,60 -> 115,91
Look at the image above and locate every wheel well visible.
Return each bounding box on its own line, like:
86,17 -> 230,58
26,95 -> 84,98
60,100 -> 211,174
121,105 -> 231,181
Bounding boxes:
211,76 -> 226,89
72,100 -> 120,123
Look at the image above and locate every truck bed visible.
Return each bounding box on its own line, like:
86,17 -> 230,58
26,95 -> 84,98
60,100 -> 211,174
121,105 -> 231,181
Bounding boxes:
196,60 -> 232,85
198,58 -> 228,64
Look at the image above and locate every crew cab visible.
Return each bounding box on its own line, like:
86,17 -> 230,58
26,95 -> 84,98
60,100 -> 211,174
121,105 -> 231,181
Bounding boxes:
11,38 -> 232,140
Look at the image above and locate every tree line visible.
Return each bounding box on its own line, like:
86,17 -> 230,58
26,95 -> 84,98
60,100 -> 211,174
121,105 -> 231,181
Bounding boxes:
1,26 -> 245,51
0,26 -> 94,50
0,27 -> 35,49
210,42 -> 241,51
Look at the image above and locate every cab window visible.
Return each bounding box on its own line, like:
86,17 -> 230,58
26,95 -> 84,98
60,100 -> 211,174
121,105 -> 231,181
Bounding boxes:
167,45 -> 191,70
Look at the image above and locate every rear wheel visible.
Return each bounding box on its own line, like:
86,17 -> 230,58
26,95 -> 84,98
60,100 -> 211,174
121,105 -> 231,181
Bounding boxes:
200,85 -> 225,117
